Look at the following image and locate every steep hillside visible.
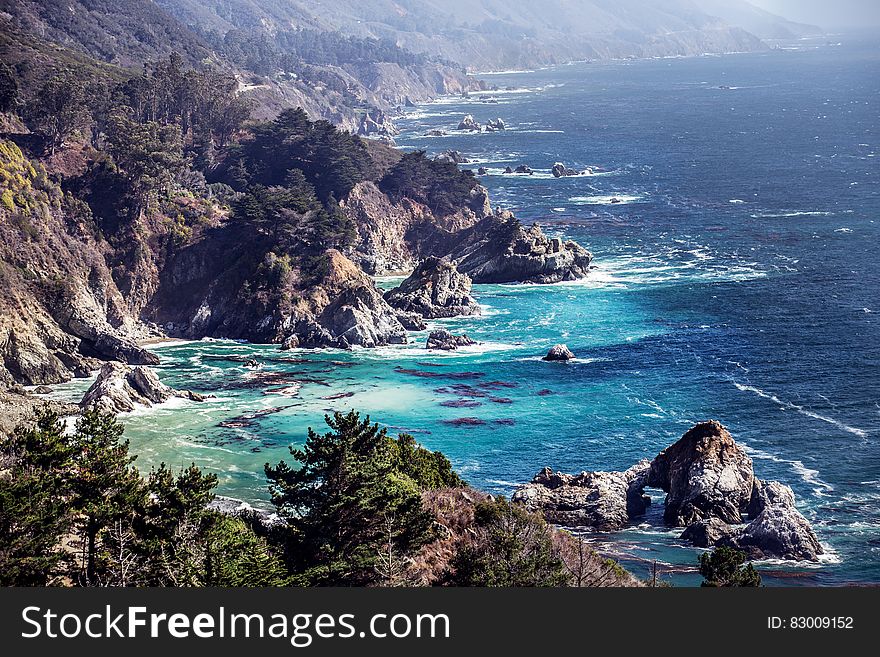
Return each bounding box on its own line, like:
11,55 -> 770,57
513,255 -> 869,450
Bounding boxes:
155,0 -> 787,71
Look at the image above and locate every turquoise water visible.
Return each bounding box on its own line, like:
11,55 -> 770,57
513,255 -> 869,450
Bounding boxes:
52,38 -> 880,585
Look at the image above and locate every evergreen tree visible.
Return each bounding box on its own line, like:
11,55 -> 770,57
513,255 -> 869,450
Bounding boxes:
699,546 -> 762,587
202,514 -> 290,586
134,463 -> 218,586
446,497 -> 571,587
0,62 -> 19,114
388,433 -> 463,489
26,72 -> 92,154
265,411 -> 433,585
106,113 -> 185,216
0,409 -> 75,585
68,410 -> 146,585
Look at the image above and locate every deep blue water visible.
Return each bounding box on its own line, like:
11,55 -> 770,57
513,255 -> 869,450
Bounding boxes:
52,38 -> 880,585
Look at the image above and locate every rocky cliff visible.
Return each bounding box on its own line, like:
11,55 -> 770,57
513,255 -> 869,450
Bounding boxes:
0,141 -> 159,387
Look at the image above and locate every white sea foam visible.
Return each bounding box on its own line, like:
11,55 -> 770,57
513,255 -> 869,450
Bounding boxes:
741,443 -> 834,496
750,211 -> 833,218
569,194 -> 643,205
733,382 -> 868,440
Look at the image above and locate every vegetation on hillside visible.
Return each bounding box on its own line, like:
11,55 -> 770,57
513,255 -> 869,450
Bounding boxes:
0,408 -> 635,587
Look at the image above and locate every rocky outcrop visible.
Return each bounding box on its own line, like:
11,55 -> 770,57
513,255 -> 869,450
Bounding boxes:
384,257 -> 480,320
485,118 -> 506,131
426,329 -> 476,351
457,115 -> 481,131
434,150 -> 469,164
543,344 -> 575,361
646,421 -> 755,526
314,284 -> 408,349
552,162 -> 579,177
341,181 -> 489,275
280,253 -> 409,350
514,420 -> 823,561
358,109 -> 400,138
444,215 -> 593,284
513,461 -> 651,531
80,362 -> 205,414
514,165 -> 533,175
727,482 -> 823,561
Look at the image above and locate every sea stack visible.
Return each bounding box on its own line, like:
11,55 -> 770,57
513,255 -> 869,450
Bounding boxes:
543,344 -> 575,361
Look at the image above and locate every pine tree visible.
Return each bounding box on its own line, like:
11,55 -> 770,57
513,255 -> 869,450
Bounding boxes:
68,410 -> 146,585
446,497 -> 571,587
265,411 -> 433,585
0,409 -> 75,585
699,546 -> 762,587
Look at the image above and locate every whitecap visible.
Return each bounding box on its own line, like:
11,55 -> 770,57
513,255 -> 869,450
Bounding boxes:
733,382 -> 868,439
750,211 -> 833,218
569,194 -> 643,205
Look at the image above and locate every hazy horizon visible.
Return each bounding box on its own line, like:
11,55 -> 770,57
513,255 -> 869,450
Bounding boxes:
748,0 -> 880,29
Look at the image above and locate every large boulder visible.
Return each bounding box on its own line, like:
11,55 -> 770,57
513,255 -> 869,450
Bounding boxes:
728,491 -> 823,561
384,257 -> 480,319
425,329 -> 477,351
513,461 -> 651,531
81,362 -> 205,414
679,480 -> 823,561
447,215 -> 592,284
646,420 -> 755,526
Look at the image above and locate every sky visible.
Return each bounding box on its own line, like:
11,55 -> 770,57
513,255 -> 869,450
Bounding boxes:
748,0 -> 880,28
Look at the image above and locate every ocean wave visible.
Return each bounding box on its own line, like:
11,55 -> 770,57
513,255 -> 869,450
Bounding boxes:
750,211 -> 833,218
733,382 -> 868,440
569,194 -> 643,205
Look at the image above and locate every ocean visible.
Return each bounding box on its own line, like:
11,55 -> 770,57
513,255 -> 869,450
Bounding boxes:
50,37 -> 880,585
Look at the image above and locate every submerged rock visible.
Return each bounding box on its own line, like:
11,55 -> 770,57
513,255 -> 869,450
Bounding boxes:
426,329 -> 477,351
477,166 -> 489,175
80,362 -> 205,414
543,344 -> 575,361
384,257 -> 480,320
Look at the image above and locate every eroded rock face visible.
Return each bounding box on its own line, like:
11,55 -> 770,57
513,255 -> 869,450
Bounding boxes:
80,362 -> 205,414
646,420 -> 755,526
513,461 -> 651,531
448,216 -> 593,284
425,329 -> 476,351
384,257 -> 480,319
317,284 -> 408,349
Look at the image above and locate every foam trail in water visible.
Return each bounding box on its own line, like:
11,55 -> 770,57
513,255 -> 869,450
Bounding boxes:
733,382 -> 868,439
